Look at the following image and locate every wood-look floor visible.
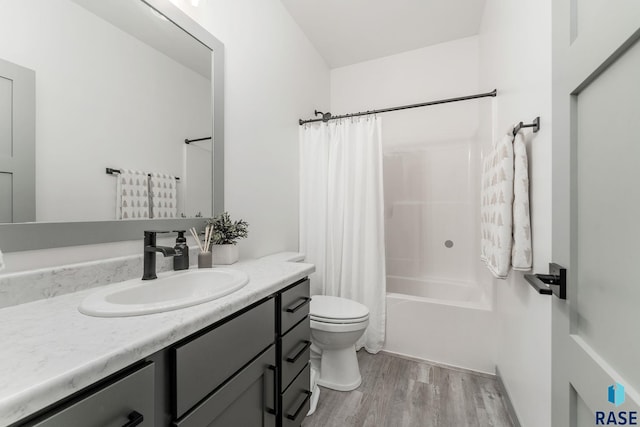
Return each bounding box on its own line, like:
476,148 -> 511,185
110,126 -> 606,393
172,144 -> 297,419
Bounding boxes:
302,351 -> 514,427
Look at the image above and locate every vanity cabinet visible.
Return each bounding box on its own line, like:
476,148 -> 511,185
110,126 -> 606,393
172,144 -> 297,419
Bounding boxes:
173,298 -> 275,419
174,345 -> 277,427
13,277 -> 311,427
172,298 -> 277,426
28,363 -> 155,427
282,365 -> 312,427
278,279 -> 311,426
173,278 -> 312,427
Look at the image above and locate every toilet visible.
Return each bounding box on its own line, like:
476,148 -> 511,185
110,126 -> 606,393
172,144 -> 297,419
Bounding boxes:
310,295 -> 369,391
260,252 -> 370,394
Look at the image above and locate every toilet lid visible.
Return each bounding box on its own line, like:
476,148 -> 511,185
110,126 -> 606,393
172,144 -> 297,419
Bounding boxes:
310,295 -> 369,321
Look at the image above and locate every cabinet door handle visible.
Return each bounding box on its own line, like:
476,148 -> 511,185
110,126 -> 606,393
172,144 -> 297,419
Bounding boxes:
285,297 -> 311,313
122,411 -> 144,427
286,390 -> 312,420
265,365 -> 278,415
286,340 -> 311,363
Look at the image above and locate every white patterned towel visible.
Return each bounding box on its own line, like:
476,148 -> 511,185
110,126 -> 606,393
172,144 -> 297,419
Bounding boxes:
480,133 -> 514,279
149,173 -> 177,219
116,169 -> 150,220
512,131 -> 532,270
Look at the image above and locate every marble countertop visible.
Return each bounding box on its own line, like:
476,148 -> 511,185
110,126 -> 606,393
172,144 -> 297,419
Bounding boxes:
0,259 -> 314,426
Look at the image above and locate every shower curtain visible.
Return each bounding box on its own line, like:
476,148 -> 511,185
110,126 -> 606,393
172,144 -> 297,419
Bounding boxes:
299,117 -> 386,353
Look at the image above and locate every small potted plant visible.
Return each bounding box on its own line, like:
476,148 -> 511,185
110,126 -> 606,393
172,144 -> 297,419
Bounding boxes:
207,212 -> 249,264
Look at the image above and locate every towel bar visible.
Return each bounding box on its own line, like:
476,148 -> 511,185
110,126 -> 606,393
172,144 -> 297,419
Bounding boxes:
513,117 -> 540,136
524,262 -> 566,299
106,168 -> 180,181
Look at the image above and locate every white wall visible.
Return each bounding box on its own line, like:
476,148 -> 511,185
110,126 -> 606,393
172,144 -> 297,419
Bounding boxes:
0,0 -> 211,222
479,1 -> 553,426
170,0 -> 330,260
330,37 -> 498,372
1,0 -> 329,271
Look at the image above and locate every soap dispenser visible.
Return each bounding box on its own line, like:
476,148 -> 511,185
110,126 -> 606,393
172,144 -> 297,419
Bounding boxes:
173,230 -> 189,271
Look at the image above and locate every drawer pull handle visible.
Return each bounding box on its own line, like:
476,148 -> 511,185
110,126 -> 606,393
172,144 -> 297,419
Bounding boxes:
122,411 -> 144,427
286,390 -> 312,420
286,340 -> 311,363
286,297 -> 311,313
265,365 -> 278,415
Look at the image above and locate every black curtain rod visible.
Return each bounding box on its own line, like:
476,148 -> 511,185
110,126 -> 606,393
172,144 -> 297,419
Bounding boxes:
106,168 -> 180,181
184,136 -> 212,144
298,89 -> 497,125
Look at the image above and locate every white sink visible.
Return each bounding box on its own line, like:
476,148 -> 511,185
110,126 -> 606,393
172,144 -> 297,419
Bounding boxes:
79,269 -> 249,317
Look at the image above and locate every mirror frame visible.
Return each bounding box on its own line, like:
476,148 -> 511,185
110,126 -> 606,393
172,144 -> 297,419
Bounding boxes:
0,0 -> 224,252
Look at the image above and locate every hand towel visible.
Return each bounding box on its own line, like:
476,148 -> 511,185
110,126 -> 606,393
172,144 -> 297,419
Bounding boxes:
149,173 -> 177,219
480,133 -> 514,279
116,169 -> 150,220
512,131 -> 532,270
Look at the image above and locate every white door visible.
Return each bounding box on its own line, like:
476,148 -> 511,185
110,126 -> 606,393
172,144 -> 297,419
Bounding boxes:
0,57 -> 35,223
552,2 -> 640,426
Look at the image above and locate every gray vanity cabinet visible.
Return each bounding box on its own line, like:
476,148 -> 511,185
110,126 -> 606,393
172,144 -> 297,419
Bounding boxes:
282,365 -> 312,427
13,277 -> 311,427
173,345 -> 277,427
173,279 -> 312,427
278,279 -> 311,427
172,298 -> 277,426
29,363 -> 155,427
173,298 -> 276,418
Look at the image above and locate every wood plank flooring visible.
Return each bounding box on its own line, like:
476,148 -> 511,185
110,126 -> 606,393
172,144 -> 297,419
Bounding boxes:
302,351 -> 514,427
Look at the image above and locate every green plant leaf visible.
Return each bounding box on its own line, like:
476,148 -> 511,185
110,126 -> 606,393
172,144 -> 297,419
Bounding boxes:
206,212 -> 249,245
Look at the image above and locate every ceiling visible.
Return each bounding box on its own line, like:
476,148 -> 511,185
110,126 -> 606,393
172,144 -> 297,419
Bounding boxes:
280,0 -> 487,68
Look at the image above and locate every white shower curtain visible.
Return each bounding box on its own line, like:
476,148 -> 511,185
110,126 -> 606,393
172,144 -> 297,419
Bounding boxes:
299,117 -> 386,353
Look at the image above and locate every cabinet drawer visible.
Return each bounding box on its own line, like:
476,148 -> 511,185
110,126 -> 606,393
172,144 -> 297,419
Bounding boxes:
174,345 -> 276,427
280,280 -> 310,335
282,364 -> 311,427
32,363 -> 154,427
174,298 -> 275,418
281,317 -> 310,391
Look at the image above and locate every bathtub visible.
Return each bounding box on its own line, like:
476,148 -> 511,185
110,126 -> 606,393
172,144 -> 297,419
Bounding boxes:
384,275 -> 497,374
387,276 -> 488,307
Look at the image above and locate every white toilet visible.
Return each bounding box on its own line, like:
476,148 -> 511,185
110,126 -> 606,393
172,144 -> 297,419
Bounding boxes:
259,252 -> 370,394
310,295 -> 369,391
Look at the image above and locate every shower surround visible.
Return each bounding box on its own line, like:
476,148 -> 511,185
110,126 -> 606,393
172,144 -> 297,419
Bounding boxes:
330,34 -> 498,373
382,136 -> 497,374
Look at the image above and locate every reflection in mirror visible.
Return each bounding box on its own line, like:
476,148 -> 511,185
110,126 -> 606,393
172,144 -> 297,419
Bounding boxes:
0,0 -> 213,223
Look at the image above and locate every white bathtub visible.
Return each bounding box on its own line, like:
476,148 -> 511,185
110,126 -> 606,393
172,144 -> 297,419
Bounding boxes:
384,275 -> 497,374
387,276 -> 488,307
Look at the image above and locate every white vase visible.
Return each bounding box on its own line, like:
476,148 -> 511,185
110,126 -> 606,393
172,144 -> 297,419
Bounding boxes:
212,244 -> 239,265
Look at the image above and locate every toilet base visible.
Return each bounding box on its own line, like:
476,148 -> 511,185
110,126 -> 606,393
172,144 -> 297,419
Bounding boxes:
317,375 -> 362,391
316,345 -> 362,391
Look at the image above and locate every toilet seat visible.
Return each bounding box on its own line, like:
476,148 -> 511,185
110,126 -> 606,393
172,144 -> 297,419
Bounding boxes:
310,295 -> 369,323
310,317 -> 369,333
310,314 -> 369,324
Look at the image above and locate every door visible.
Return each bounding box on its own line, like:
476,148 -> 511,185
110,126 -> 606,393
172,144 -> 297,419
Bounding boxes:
552,2 -> 640,426
0,57 -> 35,223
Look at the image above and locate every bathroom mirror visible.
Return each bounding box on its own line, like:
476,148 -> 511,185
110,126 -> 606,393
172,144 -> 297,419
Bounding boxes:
0,0 -> 224,251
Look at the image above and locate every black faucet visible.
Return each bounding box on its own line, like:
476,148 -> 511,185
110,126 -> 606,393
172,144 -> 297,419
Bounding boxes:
143,231 -> 181,280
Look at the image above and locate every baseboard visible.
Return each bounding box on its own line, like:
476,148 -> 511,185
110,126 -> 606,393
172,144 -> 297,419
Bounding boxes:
495,366 -> 522,427
379,350 -> 495,379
